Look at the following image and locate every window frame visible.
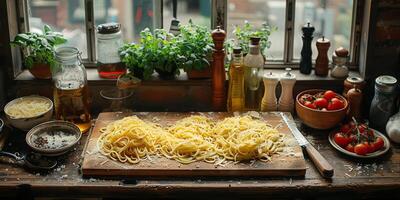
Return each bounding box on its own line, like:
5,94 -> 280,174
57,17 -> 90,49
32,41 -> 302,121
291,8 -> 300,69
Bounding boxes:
14,0 -> 362,73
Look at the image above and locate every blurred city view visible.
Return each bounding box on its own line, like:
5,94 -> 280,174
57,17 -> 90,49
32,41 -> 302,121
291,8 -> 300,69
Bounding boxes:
29,0 -> 353,61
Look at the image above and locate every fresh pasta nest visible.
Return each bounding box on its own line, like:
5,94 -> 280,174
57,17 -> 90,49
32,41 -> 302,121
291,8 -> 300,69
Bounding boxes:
98,115 -> 285,165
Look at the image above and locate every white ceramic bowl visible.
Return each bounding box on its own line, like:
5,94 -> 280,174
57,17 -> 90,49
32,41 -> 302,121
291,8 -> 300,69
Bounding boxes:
4,96 -> 53,131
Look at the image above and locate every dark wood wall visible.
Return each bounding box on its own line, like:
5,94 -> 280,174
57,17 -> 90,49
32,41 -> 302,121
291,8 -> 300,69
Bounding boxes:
362,0 -> 400,110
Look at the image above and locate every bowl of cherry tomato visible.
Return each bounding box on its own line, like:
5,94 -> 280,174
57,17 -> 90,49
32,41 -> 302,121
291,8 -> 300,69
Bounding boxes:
328,121 -> 390,158
296,89 -> 348,129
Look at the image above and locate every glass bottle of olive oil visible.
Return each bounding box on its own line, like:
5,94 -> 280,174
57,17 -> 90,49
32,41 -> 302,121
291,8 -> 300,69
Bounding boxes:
227,47 -> 245,112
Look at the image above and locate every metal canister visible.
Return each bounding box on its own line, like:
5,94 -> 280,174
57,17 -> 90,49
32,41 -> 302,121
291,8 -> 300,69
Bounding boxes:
369,75 -> 398,132
343,76 -> 365,98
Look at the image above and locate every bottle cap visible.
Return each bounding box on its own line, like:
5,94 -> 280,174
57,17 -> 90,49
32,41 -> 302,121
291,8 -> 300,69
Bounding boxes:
346,76 -> 364,84
375,75 -> 397,93
97,23 -> 121,34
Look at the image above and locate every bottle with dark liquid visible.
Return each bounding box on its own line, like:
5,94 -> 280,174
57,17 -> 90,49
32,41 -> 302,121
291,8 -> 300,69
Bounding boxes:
97,23 -> 126,79
54,47 -> 91,133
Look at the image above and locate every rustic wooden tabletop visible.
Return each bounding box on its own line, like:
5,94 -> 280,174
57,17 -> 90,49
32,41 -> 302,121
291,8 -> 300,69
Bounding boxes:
0,118 -> 399,200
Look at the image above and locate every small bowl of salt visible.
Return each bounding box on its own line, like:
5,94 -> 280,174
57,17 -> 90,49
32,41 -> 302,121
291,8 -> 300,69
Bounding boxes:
26,121 -> 82,156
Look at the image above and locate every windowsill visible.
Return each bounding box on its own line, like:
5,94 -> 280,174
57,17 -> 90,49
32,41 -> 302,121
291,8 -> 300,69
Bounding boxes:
14,69 -> 211,86
14,68 -> 361,86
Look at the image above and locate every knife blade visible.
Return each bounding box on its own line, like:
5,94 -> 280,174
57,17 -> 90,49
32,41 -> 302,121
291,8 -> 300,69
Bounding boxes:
280,113 -> 334,178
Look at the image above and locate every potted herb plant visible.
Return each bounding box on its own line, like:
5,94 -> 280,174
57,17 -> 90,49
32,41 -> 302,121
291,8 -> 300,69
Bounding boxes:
226,21 -> 276,58
10,25 -> 67,79
175,20 -> 213,79
119,28 -> 180,80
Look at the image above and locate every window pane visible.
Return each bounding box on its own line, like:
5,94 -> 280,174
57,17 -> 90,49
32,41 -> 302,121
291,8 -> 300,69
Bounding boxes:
163,0 -> 211,29
293,0 -> 353,60
29,0 -> 88,58
94,0 -> 156,43
227,0 -> 285,61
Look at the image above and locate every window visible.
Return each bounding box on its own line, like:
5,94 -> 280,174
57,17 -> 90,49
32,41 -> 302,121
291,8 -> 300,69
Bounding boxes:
28,0 -> 88,58
227,0 -> 286,60
293,0 -> 354,60
163,0 -> 211,29
18,0 -> 360,70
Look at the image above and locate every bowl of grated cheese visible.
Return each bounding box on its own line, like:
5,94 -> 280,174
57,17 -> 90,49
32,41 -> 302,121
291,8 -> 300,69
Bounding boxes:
4,95 -> 53,131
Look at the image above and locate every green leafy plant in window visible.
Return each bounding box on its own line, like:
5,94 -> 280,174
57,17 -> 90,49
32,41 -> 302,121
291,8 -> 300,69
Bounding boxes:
119,28 -> 180,80
10,25 -> 67,79
226,21 -> 276,57
175,20 -> 213,71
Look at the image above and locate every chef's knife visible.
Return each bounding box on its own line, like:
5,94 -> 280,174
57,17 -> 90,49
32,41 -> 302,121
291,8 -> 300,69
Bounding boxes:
281,113 -> 334,178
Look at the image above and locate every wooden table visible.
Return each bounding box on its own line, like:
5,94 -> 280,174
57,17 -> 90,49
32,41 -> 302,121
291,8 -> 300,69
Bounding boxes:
0,118 -> 399,200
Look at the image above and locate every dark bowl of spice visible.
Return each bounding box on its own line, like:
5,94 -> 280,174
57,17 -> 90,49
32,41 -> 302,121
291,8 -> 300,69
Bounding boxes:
26,121 -> 82,156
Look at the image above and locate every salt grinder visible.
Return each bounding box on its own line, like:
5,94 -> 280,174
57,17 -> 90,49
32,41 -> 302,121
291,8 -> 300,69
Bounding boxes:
261,72 -> 279,111
331,47 -> 349,78
299,22 -> 315,75
315,36 -> 330,76
278,68 -> 296,113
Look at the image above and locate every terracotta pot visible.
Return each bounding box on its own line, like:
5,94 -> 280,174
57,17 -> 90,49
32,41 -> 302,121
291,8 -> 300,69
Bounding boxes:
155,67 -> 177,80
29,63 -> 52,79
132,67 -> 145,80
186,67 -> 212,79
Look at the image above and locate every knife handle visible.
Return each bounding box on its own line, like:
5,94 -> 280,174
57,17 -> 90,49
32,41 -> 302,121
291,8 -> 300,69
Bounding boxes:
304,143 -> 334,178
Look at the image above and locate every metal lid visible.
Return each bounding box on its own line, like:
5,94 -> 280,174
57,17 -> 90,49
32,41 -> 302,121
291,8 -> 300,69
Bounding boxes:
97,23 -> 121,34
346,76 -> 364,84
55,46 -> 79,62
375,75 -> 397,93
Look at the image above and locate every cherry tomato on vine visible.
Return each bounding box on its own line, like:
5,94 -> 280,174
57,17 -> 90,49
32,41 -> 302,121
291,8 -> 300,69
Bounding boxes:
334,132 -> 351,147
373,137 -> 384,151
345,143 -> 355,152
354,143 -> 369,155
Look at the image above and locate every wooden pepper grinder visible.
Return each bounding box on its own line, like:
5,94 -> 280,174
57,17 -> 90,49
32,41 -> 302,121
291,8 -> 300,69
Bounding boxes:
315,36 -> 330,76
211,26 -> 226,111
346,86 -> 363,121
299,22 -> 315,74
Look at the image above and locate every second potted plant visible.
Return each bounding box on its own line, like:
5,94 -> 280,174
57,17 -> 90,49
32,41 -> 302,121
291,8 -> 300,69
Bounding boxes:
176,20 -> 213,79
10,25 -> 67,79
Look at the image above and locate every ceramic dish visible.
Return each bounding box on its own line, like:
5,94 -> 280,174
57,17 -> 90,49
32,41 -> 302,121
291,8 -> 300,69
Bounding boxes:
296,89 -> 348,130
328,128 -> 390,158
4,95 -> 53,131
26,121 -> 82,156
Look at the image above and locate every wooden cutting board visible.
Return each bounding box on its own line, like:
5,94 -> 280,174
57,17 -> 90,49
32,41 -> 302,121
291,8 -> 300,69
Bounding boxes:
81,112 -> 306,178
